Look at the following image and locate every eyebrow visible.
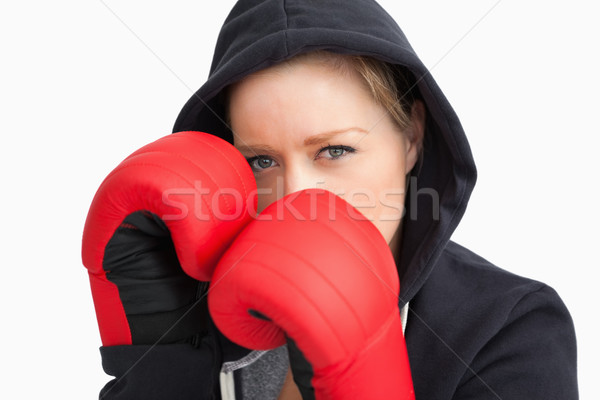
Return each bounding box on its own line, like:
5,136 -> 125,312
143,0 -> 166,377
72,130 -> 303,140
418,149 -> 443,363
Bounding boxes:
234,143 -> 279,156
235,127 -> 368,155
303,127 -> 368,146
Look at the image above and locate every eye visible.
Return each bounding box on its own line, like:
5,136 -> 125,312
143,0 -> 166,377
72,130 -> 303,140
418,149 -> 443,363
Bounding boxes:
317,145 -> 356,160
246,156 -> 277,172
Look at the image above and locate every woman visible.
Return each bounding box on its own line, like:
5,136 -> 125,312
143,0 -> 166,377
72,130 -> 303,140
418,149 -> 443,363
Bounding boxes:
93,0 -> 578,398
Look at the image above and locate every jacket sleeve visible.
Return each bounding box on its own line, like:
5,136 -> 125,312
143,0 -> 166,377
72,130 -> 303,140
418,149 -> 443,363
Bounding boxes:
453,285 -> 578,400
99,340 -> 221,400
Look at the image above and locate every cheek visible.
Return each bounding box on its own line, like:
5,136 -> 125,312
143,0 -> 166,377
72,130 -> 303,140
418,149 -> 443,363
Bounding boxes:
373,169 -> 408,244
336,153 -> 408,244
340,178 -> 407,244
371,207 -> 405,244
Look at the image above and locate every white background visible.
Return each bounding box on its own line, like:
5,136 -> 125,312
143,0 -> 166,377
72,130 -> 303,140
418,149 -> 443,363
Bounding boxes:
1,0 -> 597,398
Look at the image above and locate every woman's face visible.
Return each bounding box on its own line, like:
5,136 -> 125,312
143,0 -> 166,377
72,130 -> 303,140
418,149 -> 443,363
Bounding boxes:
229,58 -> 422,249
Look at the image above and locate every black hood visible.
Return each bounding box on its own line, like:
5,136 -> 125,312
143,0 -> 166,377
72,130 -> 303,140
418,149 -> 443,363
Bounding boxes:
172,0 -> 477,304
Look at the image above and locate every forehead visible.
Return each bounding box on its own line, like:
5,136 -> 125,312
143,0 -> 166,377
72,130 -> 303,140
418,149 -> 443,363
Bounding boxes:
228,57 -> 384,148
227,52 -> 362,115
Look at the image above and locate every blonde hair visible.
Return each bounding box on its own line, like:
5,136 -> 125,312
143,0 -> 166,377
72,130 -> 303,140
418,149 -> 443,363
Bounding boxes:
352,55 -> 418,133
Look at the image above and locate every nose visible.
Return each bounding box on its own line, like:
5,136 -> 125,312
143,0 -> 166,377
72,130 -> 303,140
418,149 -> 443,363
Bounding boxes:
255,165 -> 327,215
281,166 -> 324,199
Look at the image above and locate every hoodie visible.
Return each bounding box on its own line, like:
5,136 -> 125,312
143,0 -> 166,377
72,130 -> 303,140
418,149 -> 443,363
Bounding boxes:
98,1 -> 578,399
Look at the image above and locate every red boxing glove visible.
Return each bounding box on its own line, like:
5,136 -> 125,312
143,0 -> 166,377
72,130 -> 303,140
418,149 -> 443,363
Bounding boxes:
82,131 -> 256,346
209,189 -> 414,400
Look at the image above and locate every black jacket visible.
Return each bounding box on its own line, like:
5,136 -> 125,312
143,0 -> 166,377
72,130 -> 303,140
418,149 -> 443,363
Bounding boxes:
98,0 -> 578,398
